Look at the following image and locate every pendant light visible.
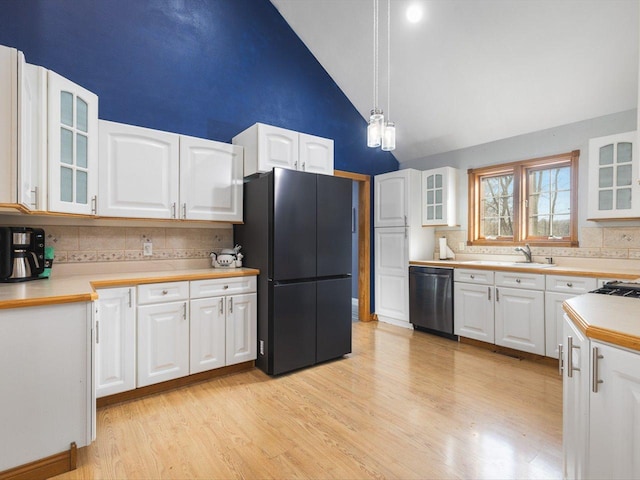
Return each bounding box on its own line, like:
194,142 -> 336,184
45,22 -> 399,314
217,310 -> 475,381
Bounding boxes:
381,0 -> 395,151
367,0 -> 384,148
367,0 -> 396,151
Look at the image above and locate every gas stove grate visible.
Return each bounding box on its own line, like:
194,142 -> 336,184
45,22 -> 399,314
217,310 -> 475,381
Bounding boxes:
590,281 -> 640,298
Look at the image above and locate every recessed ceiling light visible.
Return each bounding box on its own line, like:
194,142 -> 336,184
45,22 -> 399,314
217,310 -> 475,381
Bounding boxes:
406,3 -> 423,23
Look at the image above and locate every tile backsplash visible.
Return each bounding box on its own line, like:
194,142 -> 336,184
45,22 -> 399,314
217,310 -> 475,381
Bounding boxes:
435,227 -> 640,261
44,225 -> 233,264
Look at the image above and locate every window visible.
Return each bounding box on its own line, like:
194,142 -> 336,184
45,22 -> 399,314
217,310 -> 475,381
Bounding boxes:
468,150 -> 579,246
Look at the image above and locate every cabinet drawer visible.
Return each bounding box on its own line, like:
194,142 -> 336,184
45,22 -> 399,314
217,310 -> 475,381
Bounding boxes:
190,276 -> 257,298
137,281 -> 189,305
495,271 -> 544,290
546,275 -> 597,294
454,269 -> 494,285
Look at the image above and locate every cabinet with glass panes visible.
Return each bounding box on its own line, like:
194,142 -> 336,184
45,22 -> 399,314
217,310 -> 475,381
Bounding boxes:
588,131 -> 639,219
421,167 -> 458,226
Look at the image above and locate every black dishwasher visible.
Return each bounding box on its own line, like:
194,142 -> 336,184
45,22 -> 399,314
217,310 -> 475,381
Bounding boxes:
409,266 -> 456,340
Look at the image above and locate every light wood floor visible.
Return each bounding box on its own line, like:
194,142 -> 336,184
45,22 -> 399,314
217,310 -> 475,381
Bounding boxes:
56,321 -> 562,479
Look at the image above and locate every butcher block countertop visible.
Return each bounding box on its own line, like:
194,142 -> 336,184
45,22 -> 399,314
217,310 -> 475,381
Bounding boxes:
410,259 -> 640,280
0,268 -> 260,310
564,294 -> 640,352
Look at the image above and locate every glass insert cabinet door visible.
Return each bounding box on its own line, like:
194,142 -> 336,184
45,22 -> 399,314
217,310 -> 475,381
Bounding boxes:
48,70 -> 98,215
588,132 -> 639,220
421,167 -> 458,226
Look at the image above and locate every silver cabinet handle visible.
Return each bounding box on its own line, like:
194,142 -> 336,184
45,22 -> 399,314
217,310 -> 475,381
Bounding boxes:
162,290 -> 168,295
128,288 -> 132,308
171,202 -> 176,218
516,278 -> 521,284
31,186 -> 38,209
404,215 -> 408,227
96,320 -> 100,344
294,161 -> 298,170
182,302 -> 187,320
470,274 -> 475,279
223,285 -> 229,290
302,162 -> 306,171
219,298 -> 224,315
91,195 -> 97,214
182,203 -> 187,219
229,297 -> 233,313
592,346 -> 604,393
487,287 -> 491,301
567,336 -> 580,377
496,288 -> 500,302
566,282 -> 573,288
558,344 -> 564,376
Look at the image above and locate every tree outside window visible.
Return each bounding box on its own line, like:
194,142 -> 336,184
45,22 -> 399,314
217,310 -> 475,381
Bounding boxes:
468,151 -> 579,246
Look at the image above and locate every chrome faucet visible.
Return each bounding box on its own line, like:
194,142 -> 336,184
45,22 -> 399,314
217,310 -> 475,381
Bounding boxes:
515,244 -> 532,263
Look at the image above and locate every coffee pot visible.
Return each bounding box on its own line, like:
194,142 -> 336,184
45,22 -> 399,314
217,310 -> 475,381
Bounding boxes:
0,227 -> 46,282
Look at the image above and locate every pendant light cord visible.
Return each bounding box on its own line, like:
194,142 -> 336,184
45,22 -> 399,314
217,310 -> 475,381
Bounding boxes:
386,0 -> 390,120
373,0 -> 379,109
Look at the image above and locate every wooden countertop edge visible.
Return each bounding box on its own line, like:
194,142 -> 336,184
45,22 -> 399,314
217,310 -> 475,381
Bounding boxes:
89,268 -> 260,289
563,301 -> 640,352
410,260 -> 640,279
0,268 -> 260,310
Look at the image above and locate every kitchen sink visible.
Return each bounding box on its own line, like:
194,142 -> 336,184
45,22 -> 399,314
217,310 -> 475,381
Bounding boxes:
460,260 -> 555,268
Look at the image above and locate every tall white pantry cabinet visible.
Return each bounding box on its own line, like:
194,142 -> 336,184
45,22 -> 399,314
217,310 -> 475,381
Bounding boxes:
374,169 -> 434,328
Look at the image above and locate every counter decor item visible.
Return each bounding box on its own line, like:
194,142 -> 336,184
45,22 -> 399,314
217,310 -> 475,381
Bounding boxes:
210,245 -> 242,268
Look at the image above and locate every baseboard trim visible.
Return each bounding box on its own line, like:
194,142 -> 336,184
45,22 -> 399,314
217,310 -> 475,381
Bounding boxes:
0,442 -> 76,480
97,361 -> 254,408
459,337 -> 559,367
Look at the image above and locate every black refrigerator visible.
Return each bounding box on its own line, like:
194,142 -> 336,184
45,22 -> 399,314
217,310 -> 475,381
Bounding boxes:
234,168 -> 352,375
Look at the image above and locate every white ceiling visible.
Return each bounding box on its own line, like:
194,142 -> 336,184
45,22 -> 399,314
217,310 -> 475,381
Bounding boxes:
270,0 -> 639,164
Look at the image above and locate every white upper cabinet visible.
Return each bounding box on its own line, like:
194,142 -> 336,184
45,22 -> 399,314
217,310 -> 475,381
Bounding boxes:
374,170 -> 411,228
298,132 -> 334,174
99,120 -> 179,219
48,70 -> 99,215
18,53 -> 47,211
99,121 -> 243,222
179,135 -> 243,222
0,45 -> 18,206
421,167 -> 458,226
0,45 -> 47,211
588,131 -> 640,219
233,122 -> 334,176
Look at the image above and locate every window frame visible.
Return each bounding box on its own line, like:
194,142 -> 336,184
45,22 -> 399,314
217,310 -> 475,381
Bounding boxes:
467,150 -> 579,247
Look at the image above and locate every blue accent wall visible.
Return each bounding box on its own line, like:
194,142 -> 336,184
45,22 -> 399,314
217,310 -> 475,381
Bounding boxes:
0,0 -> 398,176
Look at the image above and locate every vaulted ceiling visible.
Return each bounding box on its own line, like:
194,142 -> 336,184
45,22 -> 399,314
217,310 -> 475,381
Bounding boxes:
271,0 -> 639,164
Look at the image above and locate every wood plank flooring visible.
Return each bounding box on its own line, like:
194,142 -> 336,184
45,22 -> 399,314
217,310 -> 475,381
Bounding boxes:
55,321 -> 562,479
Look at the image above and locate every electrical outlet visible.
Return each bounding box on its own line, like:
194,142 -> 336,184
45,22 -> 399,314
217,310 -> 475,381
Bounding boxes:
143,241 -> 153,256
458,242 -> 465,251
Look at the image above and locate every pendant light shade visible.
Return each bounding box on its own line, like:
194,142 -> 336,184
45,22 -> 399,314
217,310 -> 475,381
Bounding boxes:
367,108 -> 384,147
381,121 -> 395,151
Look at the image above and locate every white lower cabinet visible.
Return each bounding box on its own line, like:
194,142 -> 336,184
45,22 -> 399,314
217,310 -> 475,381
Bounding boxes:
190,277 -> 257,369
0,302 -> 94,472
137,299 -> 190,387
562,316 -> 640,479
190,297 -> 226,374
494,286 -> 544,355
454,281 -> 494,343
95,287 -> 136,398
587,340 -> 640,479
546,276 -> 597,359
561,314 -> 590,480
95,276 -> 257,394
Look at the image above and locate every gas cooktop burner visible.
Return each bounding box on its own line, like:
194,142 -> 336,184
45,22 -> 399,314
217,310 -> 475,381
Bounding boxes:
590,281 -> 640,298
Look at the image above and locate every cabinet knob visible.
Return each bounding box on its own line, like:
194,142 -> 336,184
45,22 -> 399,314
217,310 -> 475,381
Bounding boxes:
566,282 -> 573,287
223,285 -> 229,290
516,278 -> 521,283
470,274 -> 475,279
162,290 -> 168,295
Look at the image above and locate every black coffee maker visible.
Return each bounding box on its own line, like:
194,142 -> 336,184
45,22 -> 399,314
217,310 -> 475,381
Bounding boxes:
0,227 -> 45,282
